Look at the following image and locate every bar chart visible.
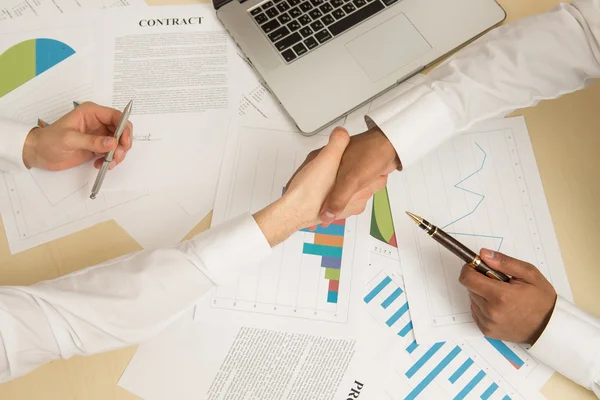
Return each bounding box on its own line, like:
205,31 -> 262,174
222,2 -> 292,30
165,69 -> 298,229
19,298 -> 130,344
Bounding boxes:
364,270 -> 527,400
367,192 -> 548,395
211,126 -> 359,324
485,338 -> 525,370
301,220 -> 346,304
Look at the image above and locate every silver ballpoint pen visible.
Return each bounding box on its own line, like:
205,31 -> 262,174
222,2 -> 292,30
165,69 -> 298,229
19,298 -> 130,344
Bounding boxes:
90,100 -> 133,200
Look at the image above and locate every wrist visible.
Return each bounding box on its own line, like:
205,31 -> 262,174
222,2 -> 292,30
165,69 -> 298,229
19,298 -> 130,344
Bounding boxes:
368,126 -> 402,170
22,128 -> 40,169
253,197 -> 303,247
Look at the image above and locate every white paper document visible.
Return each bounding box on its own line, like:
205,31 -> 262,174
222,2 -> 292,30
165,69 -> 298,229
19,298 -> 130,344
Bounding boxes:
0,0 -> 144,23
387,117 -> 573,343
93,5 -> 240,218
118,316 -> 382,400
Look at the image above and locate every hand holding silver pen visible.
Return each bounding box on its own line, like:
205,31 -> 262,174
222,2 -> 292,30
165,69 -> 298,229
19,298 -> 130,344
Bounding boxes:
90,100 -> 133,200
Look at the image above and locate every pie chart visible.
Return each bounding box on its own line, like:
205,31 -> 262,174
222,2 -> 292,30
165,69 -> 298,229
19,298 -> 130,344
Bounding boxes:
0,38 -> 76,97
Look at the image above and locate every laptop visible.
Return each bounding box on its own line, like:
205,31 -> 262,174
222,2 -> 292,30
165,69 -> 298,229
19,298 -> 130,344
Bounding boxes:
214,0 -> 505,134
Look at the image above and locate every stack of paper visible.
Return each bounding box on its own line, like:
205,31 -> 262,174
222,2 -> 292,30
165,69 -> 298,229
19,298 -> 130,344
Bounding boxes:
1,2 -> 576,399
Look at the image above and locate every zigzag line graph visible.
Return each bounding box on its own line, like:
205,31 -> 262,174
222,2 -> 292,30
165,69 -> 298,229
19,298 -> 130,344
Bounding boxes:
441,143 -> 504,251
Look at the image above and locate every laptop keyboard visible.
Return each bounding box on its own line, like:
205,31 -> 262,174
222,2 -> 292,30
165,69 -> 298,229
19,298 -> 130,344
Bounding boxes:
249,0 -> 398,63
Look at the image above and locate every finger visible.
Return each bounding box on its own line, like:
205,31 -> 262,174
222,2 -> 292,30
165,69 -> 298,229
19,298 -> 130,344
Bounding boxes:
479,249 -> 538,282
469,292 -> 489,318
471,303 -> 488,334
121,121 -> 133,150
313,128 -> 352,224
458,264 -> 504,301
315,127 -> 350,160
113,148 -> 126,164
332,175 -> 388,220
77,102 -> 129,133
370,175 -> 388,193
66,130 -> 116,154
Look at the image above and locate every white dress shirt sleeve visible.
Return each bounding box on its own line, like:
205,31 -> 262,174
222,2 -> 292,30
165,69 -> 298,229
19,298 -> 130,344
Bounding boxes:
0,214 -> 271,383
529,296 -> 600,397
366,0 -> 600,167
0,119 -> 31,172
365,0 -> 600,394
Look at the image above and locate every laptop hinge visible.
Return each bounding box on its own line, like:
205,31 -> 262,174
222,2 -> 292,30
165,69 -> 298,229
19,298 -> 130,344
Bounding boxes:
213,0 -> 234,10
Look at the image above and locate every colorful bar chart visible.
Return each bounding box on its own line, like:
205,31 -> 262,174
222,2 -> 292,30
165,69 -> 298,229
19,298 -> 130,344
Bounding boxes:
301,219 -> 345,304
485,337 -> 525,370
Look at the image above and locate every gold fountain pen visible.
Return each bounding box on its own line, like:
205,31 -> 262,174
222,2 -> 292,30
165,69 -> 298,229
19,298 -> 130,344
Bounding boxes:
406,211 -> 510,282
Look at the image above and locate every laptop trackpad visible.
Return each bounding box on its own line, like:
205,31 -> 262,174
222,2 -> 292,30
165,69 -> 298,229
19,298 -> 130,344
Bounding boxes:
345,13 -> 431,82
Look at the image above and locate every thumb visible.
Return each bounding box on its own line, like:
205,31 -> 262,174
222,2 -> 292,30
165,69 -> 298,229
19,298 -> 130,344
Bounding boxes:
480,248 -> 537,282
67,131 -> 116,154
315,127 -> 350,162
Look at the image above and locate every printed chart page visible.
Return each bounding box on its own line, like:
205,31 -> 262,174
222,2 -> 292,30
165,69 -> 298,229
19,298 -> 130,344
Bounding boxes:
0,13 -> 150,253
194,121 -> 369,338
387,117 -> 573,343
362,192 -> 553,400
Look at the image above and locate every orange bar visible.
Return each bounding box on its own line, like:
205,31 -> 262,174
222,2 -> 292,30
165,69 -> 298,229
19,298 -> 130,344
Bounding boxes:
314,234 -> 344,247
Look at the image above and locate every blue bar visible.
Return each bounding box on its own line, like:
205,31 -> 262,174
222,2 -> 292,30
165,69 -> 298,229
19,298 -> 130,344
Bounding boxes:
406,340 -> 418,354
399,321 -> 413,337
321,256 -> 341,269
301,224 -> 344,236
406,342 -> 444,378
485,337 -> 524,369
502,396 -> 511,400
454,370 -> 485,400
327,291 -> 338,303
364,276 -> 391,304
381,287 -> 403,309
303,243 -> 343,258
481,383 -> 498,399
405,346 -> 461,400
449,358 -> 474,383
386,302 -> 409,326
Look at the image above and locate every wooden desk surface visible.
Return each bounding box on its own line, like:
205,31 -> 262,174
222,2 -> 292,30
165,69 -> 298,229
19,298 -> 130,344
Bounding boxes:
0,0 -> 598,398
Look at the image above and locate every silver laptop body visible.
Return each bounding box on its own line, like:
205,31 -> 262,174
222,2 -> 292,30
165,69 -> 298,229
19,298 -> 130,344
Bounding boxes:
214,0 -> 505,133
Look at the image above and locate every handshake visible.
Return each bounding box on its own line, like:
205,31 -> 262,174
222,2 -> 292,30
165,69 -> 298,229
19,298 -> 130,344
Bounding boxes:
256,126 -> 399,246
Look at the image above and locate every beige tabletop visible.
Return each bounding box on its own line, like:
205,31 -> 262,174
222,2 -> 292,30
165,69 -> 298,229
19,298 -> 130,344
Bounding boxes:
0,0 -> 598,398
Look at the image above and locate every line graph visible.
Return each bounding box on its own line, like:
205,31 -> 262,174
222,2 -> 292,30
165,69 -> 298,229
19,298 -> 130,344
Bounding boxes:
389,119 -> 570,343
442,142 -> 504,251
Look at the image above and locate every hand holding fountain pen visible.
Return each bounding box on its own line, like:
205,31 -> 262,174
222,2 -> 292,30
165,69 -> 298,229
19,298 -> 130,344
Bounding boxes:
406,212 -> 510,282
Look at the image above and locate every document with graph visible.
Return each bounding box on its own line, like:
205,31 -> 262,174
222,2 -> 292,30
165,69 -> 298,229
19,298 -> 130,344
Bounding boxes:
363,193 -> 553,399
387,117 -> 573,343
196,120 -> 369,337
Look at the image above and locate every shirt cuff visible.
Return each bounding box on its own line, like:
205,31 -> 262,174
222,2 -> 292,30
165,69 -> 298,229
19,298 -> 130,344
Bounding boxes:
528,296 -> 600,390
365,84 -> 457,168
189,214 -> 272,286
0,120 -> 31,172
